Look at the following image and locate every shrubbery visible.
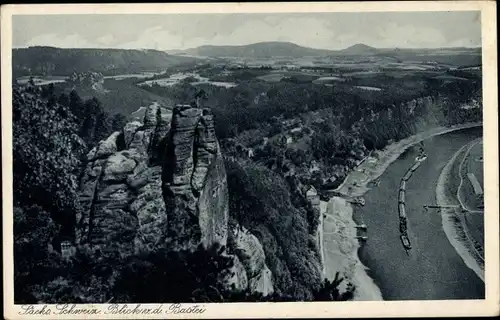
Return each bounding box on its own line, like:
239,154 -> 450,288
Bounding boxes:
13,84 -> 137,303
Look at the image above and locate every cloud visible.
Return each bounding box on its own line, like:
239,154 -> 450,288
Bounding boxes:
117,17 -> 339,50
207,17 -> 337,49
26,33 -> 105,48
96,34 -> 115,45
374,22 -> 447,48
114,26 -> 185,50
19,13 -> 481,51
334,22 -> 468,49
99,16 -> 339,50
447,37 -> 481,48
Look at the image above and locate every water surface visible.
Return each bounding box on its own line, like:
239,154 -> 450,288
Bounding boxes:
355,127 -> 484,300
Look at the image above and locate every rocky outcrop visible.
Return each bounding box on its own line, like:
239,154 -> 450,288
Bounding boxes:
406,96 -> 434,115
76,102 -> 172,254
306,186 -> 324,272
225,254 -> 249,291
76,102 -> 273,295
68,71 -> 105,92
230,226 -> 274,295
162,105 -> 229,250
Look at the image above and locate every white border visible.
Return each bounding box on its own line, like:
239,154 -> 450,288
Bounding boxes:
2,2 -> 498,319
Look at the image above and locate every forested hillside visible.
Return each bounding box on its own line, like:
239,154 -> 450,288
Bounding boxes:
12,46 -> 198,77
142,70 -> 482,190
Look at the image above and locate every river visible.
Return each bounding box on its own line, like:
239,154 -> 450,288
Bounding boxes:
354,127 -> 484,300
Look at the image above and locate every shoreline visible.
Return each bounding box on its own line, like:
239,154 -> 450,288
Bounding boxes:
436,139 -> 485,281
321,197 -> 383,301
322,122 -> 482,301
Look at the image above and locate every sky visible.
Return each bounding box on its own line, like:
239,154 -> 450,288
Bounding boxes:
12,11 -> 481,51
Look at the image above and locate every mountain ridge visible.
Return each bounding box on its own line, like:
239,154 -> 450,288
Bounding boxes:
172,41 -> 335,58
166,41 -> 481,58
12,46 -> 198,77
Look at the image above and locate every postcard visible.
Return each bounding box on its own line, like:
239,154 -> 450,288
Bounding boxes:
2,1 -> 498,318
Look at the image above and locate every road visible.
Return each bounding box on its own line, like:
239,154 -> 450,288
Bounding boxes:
354,127 -> 484,300
458,139 -> 485,253
457,139 -> 484,212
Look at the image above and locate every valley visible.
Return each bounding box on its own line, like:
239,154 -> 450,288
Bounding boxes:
12,40 -> 484,303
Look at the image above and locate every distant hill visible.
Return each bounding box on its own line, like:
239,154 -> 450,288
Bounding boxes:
170,41 -> 336,58
13,46 -> 199,77
340,43 -> 379,55
168,42 -> 481,65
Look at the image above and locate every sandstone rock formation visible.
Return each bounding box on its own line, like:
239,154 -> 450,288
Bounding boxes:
76,102 -> 171,255
162,105 -> 229,250
76,102 -> 273,295
68,71 -> 105,92
229,226 -> 274,295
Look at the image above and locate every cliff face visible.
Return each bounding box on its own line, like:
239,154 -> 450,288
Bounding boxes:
229,226 -> 274,295
306,187 -> 324,273
76,102 -> 273,295
77,102 -> 171,255
162,105 -> 229,250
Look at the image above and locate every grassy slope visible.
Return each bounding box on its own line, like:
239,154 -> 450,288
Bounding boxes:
65,79 -> 174,117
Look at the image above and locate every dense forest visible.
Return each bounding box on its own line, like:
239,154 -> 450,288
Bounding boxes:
12,46 -> 197,77
141,71 -> 481,189
226,160 -> 323,299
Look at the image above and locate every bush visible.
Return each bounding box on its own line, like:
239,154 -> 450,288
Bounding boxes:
113,243 -> 235,303
14,205 -> 63,303
313,273 -> 355,301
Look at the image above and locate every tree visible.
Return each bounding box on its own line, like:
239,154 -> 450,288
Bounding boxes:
69,90 -> 85,123
57,92 -> 70,108
225,160 -> 323,299
110,113 -> 128,133
13,87 -> 85,215
113,243 -> 235,303
13,86 -> 87,303
79,97 -> 109,147
14,205 -> 62,303
313,273 -> 355,301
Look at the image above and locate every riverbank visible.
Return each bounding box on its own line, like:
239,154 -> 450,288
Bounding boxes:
334,122 -> 482,197
322,122 -> 482,300
321,197 -> 383,301
436,139 -> 484,281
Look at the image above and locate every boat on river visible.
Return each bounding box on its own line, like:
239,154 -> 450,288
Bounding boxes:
349,196 -> 365,206
399,190 -> 406,203
416,153 -> 428,162
399,180 -> 406,191
400,234 -> 412,250
403,170 -> 413,181
410,161 -> 422,172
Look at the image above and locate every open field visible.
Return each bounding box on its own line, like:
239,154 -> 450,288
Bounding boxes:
51,78 -> 175,116
192,58 -> 481,91
138,72 -> 237,88
16,75 -> 68,86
